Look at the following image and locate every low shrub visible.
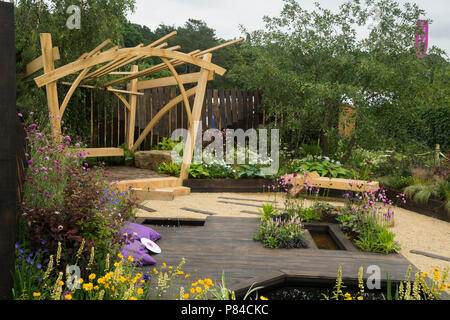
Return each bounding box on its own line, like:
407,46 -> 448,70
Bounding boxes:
157,161 -> 181,177
254,205 -> 307,249
336,188 -> 403,254
18,111 -> 136,271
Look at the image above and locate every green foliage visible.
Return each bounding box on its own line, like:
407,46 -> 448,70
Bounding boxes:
413,105 -> 450,149
15,0 -> 136,132
229,0 -> 448,159
186,163 -> 210,179
258,203 -> 279,221
254,207 -> 307,249
296,207 -> 321,222
297,160 -> 352,178
378,175 -> 414,190
237,164 -> 266,178
337,204 -> 399,254
153,137 -> 182,151
157,161 -> 181,177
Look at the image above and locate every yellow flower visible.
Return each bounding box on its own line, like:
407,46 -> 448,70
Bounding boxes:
118,253 -> 123,260
183,293 -> 189,299
79,278 -> 84,284
89,273 -> 96,280
82,283 -> 92,291
196,286 -> 202,293
64,294 -> 72,300
190,288 -> 195,294
162,263 -> 167,268
422,273 -> 428,278
205,278 -> 213,286
94,286 -> 99,291
128,256 -> 134,262
204,285 -> 210,290
130,297 -> 137,300
114,262 -> 119,267
185,274 -> 190,279
198,279 -> 204,285
59,281 -> 64,286
153,268 -> 159,275
33,292 -> 41,297
135,273 -> 142,279
260,296 -> 268,300
97,277 -> 105,284
357,296 -> 363,300
140,280 -> 145,284
137,288 -> 144,295
169,266 -> 173,269
191,282 -> 198,287
177,271 -> 184,275
111,285 -> 115,291
438,284 -> 446,291
119,277 -> 127,283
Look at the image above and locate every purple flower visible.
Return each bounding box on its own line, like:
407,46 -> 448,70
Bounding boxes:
27,160 -> 34,165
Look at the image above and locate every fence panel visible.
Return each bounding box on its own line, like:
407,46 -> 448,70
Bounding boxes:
86,88 -> 264,150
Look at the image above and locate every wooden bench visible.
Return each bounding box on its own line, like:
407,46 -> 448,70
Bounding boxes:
283,171 -> 379,194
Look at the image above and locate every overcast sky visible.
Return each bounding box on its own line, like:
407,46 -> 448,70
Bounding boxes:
128,0 -> 449,56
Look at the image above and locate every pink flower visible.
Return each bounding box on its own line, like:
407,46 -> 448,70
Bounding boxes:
18,112 -> 23,117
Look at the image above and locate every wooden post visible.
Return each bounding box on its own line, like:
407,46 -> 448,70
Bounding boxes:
40,33 -> 61,139
0,2 -> 17,299
126,65 -> 139,149
180,54 -> 212,180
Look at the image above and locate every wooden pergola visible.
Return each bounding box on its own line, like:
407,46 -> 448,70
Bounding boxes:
25,32 -> 243,179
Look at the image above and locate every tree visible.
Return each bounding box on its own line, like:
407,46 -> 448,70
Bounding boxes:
229,0 -> 449,159
14,0 -> 136,130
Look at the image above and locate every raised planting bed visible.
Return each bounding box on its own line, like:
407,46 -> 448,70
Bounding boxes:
183,178 -> 275,192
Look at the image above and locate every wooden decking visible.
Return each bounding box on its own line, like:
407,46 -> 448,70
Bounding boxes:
141,216 -> 417,296
104,166 -> 168,182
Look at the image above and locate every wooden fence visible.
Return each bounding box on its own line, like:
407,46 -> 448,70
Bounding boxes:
86,88 -> 263,150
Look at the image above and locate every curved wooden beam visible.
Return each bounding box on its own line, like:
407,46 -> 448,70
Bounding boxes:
112,91 -> 131,111
161,57 -> 193,129
59,39 -> 113,117
34,47 -> 226,88
59,67 -> 93,117
131,86 -> 198,152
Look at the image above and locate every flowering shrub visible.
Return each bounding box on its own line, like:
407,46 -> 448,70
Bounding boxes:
254,204 -> 307,249
18,110 -> 136,270
336,188 -> 405,254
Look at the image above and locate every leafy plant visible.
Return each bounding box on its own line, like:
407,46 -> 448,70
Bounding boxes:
157,161 -> 181,177
297,160 -> 352,178
153,137 -> 183,152
186,163 -> 210,179
296,207 -> 321,222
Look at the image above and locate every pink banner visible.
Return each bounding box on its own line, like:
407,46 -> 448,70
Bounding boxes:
415,20 -> 428,59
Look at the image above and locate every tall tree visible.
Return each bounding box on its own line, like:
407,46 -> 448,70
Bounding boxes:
229,0 -> 448,158
14,0 -> 136,116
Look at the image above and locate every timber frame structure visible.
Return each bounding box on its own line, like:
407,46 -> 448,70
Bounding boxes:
25,32 -> 243,179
